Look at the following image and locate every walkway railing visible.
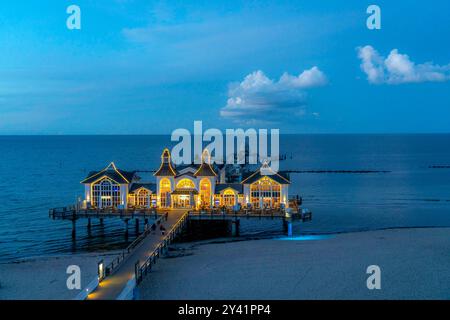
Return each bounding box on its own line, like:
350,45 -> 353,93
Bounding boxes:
188,208 -> 287,217
49,207 -> 159,220
188,208 -> 313,221
135,211 -> 189,285
103,215 -> 166,279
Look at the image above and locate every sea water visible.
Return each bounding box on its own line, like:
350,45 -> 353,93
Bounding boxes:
0,134 -> 449,262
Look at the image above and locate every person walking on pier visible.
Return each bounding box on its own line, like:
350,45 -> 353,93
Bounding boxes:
160,224 -> 166,235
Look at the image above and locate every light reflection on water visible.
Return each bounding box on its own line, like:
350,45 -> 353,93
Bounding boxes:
275,235 -> 335,241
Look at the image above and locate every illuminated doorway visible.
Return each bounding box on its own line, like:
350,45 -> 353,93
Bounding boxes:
159,178 -> 171,208
199,178 -> 211,207
222,189 -> 236,207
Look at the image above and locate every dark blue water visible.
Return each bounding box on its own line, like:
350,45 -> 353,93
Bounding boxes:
0,134 -> 449,262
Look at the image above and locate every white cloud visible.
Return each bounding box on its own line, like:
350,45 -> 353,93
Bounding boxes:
279,66 -> 328,88
220,68 -> 327,123
357,45 -> 450,84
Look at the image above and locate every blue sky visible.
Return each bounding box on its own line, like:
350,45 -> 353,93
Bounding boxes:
0,0 -> 449,134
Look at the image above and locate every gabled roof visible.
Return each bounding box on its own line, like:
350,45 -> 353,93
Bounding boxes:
154,148 -> 177,177
194,164 -> 217,176
81,162 -> 135,184
175,164 -> 199,178
176,164 -> 199,172
241,161 -> 290,185
175,171 -> 196,178
215,183 -> 243,194
129,183 -> 156,194
194,149 -> 217,177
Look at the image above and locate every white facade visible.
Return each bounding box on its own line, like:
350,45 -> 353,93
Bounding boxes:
81,151 -> 290,210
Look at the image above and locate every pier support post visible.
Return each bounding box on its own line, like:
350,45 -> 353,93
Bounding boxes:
288,221 -> 293,237
283,219 -> 288,233
283,219 -> 293,237
232,219 -> 240,237
135,218 -> 140,234
87,218 -> 92,237
99,218 -> 104,225
124,219 -> 129,238
72,219 -> 76,240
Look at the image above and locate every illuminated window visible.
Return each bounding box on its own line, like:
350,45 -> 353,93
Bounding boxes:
136,189 -> 150,207
199,178 -> 211,207
222,189 -> 236,207
92,178 -> 121,208
176,179 -> 195,189
250,177 -> 281,208
160,178 -> 171,207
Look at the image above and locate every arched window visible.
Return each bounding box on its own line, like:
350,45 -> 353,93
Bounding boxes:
199,178 -> 211,207
136,188 -> 150,207
250,176 -> 281,208
222,189 -> 236,207
176,179 -> 195,189
92,178 -> 121,208
160,178 -> 171,207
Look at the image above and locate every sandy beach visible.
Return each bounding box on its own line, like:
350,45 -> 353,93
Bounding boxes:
138,227 -> 450,300
0,251 -> 119,300
1,228 -> 448,300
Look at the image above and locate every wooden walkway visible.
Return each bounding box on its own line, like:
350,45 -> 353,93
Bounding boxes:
49,207 -> 310,221
49,207 -> 159,220
188,210 -> 311,221
48,205 -> 312,299
87,209 -> 187,300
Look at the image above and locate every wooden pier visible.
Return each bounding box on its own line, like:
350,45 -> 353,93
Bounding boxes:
49,207 -> 160,220
49,207 -> 163,239
49,206 -> 312,299
49,206 -> 311,240
87,209 -> 188,300
187,208 -> 312,221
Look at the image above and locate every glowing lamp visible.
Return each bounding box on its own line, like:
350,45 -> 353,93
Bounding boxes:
98,259 -> 105,281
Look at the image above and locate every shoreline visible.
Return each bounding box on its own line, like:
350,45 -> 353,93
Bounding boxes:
2,224 -> 449,265
1,227 -> 449,299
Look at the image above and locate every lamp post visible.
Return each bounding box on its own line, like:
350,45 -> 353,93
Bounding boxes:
135,260 -> 140,284
98,259 -> 105,282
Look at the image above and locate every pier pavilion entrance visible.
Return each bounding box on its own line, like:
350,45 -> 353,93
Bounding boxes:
171,178 -> 198,208
172,193 -> 197,208
221,189 -> 238,207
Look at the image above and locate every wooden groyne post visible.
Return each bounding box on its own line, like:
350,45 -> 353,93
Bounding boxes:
72,219 -> 76,239
232,218 -> 240,237
135,218 -> 140,234
124,219 -> 129,237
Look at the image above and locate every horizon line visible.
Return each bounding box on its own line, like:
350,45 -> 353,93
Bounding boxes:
1,132 -> 450,136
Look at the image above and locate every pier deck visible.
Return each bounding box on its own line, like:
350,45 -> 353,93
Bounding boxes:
49,206 -> 312,299
87,209 -> 187,300
49,207 -> 311,221
49,207 -> 160,220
